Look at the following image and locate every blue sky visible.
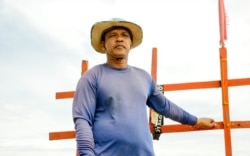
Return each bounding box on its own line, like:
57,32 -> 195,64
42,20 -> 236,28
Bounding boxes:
0,0 -> 250,155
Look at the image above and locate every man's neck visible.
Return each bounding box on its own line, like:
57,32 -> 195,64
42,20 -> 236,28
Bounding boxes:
106,58 -> 128,68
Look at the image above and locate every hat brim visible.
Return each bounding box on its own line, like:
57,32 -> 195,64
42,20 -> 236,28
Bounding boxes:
91,20 -> 143,53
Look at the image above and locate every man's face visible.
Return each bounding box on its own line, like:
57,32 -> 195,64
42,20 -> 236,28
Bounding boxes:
101,28 -> 132,59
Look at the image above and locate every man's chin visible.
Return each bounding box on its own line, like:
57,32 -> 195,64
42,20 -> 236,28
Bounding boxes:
113,51 -> 126,57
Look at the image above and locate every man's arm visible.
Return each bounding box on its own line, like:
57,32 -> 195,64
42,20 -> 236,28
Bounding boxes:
72,75 -> 97,156
147,80 -> 216,127
74,118 -> 95,156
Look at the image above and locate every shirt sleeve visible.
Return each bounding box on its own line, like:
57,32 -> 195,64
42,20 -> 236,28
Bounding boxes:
72,76 -> 97,156
147,80 -> 197,126
74,118 -> 95,156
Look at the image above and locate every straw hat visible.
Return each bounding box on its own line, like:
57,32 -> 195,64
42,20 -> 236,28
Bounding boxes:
91,18 -> 143,53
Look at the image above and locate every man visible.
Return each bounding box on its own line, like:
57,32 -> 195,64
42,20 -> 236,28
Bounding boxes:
72,18 -> 216,156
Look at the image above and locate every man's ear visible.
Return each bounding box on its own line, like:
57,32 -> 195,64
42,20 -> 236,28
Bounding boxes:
100,41 -> 105,51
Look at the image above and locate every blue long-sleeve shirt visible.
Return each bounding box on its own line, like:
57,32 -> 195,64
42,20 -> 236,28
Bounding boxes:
72,63 -> 197,156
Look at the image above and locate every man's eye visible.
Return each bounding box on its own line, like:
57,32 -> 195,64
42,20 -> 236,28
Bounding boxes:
123,34 -> 130,37
109,34 -> 116,37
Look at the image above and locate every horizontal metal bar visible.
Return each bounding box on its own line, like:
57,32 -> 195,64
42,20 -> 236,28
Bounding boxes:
55,78 -> 250,99
163,78 -> 250,91
49,131 -> 75,140
152,121 -> 250,133
49,121 -> 250,140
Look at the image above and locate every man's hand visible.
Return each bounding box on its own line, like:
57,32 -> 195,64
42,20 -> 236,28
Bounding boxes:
194,117 -> 217,129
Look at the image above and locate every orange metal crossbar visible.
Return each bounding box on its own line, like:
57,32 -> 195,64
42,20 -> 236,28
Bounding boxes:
49,121 -> 250,140
55,78 -> 250,99
49,131 -> 75,140
163,78 -> 250,91
56,91 -> 74,99
156,121 -> 250,133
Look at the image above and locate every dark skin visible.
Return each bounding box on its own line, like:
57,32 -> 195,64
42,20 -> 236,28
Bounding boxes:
100,28 -> 131,69
100,28 -> 216,129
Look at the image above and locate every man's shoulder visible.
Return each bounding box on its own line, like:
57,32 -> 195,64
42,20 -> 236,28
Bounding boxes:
130,66 -> 150,75
80,64 -> 104,79
86,63 -> 105,72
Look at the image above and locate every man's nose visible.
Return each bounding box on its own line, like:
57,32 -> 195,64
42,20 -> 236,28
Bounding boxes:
116,35 -> 123,42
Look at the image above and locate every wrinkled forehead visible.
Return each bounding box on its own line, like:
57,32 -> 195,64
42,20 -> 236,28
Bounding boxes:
101,26 -> 133,41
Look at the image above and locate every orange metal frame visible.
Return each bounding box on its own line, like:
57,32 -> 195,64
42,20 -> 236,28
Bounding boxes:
49,47 -> 250,156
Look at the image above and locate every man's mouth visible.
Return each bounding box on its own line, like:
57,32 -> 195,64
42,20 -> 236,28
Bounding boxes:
115,45 -> 125,48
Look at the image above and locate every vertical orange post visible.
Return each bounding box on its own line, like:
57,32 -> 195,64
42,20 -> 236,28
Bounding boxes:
151,47 -> 157,81
219,47 -> 232,156
81,60 -> 88,76
149,48 -> 157,130
150,47 -> 164,140
149,47 -> 157,131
